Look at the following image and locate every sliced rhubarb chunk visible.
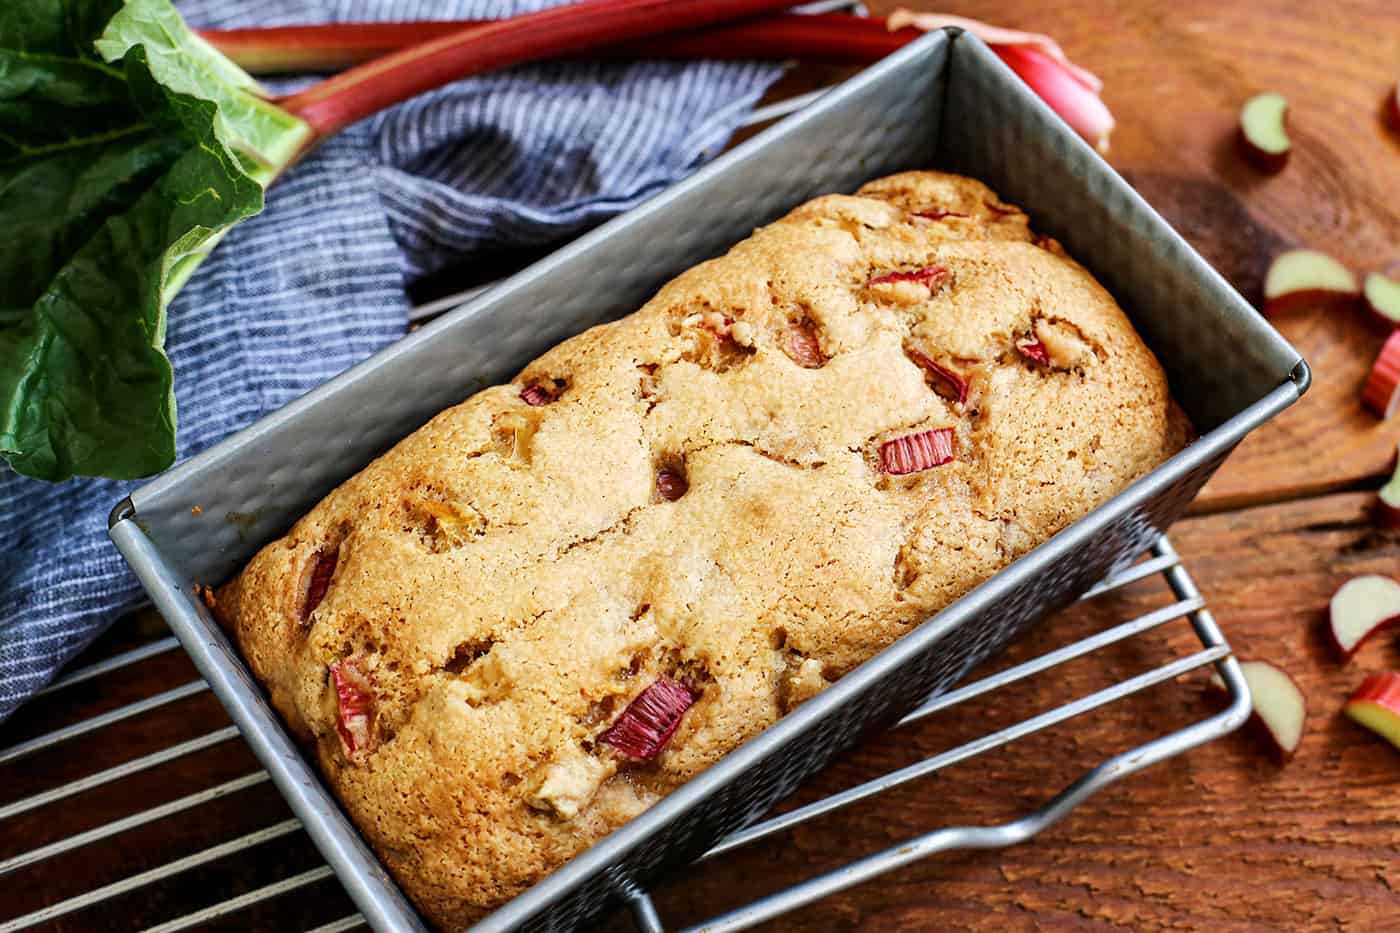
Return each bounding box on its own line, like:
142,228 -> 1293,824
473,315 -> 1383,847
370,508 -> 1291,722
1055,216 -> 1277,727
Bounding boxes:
1263,249 -> 1359,316
1237,92 -> 1291,172
656,469 -> 688,502
867,265 -> 951,290
1016,338 -> 1050,366
329,658 -> 375,759
905,348 -> 968,405
1329,574 -> 1400,658
597,678 -> 697,760
1345,672 -> 1400,749
913,209 -> 969,221
1211,659 -> 1306,761
880,428 -> 955,475
520,381 -> 561,406
520,383 -> 551,406
1365,273 -> 1400,330
1362,331 -> 1400,418
784,320 -> 825,368
299,546 -> 339,622
1377,442 -> 1400,528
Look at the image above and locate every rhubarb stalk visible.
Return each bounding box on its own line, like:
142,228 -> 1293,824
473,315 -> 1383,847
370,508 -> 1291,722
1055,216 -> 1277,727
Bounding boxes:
7,0 -> 1111,482
203,14 -> 908,74
886,10 -> 1113,152
277,0 -> 799,138
204,10 -> 1116,152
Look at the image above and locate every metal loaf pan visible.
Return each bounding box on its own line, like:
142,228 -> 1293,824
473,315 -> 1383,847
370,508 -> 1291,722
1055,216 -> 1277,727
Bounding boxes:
110,29 -> 1307,933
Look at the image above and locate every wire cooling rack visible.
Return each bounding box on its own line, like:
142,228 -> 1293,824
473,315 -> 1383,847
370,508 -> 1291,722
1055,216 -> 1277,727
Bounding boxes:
0,11 -> 1251,928
0,536 -> 1249,932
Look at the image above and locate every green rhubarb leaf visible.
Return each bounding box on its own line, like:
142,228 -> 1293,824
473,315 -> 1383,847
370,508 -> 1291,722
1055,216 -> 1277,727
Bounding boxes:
0,0 -> 310,481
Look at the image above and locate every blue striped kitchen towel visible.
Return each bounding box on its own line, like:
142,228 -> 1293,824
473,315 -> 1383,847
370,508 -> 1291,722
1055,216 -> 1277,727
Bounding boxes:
0,0 -> 781,721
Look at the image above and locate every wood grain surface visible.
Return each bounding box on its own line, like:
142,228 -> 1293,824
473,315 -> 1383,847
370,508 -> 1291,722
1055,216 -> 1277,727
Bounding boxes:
4,1 -> 1400,930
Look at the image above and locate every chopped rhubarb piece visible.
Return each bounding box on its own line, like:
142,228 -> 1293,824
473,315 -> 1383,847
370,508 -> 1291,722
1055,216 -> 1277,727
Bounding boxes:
1237,92 -> 1291,172
867,265 -> 951,290
300,546 -> 339,622
329,658 -> 375,759
1016,338 -> 1050,366
275,0 -> 806,138
1377,443 -> 1400,528
880,428 -> 955,475
784,321 -> 825,368
913,209 -> 969,221
597,678 -> 697,760
1210,659 -> 1306,761
1361,331 -> 1400,418
1363,272 -> 1400,330
680,311 -> 755,361
1344,672 -> 1400,749
1263,249 -> 1359,316
520,383 -> 556,406
905,348 -> 968,405
1329,575 -> 1400,658
656,470 -> 688,501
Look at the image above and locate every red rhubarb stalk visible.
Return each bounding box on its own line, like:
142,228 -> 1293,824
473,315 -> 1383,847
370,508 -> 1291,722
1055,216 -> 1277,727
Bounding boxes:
203,10 -> 1114,152
276,0 -> 799,138
203,14 -> 909,74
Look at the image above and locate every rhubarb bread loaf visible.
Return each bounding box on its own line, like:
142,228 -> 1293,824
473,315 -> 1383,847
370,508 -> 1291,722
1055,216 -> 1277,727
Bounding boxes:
214,170 -> 1189,927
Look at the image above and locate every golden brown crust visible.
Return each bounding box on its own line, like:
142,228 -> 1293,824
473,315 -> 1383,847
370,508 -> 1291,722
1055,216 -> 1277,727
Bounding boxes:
215,171 -> 1188,927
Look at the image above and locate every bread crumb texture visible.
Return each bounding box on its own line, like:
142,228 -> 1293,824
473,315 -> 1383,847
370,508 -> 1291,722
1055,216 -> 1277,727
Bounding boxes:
216,171 -> 1189,927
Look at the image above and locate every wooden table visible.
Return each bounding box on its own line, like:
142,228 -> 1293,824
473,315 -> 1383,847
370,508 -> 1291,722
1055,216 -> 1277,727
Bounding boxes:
741,2 -> 1400,928
3,1 -> 1399,929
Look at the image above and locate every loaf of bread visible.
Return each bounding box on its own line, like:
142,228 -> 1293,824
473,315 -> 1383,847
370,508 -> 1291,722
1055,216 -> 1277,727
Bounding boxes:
214,171 -> 1188,927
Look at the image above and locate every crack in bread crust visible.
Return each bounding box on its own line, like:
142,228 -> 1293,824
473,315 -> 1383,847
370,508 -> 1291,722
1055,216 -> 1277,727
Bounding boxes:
213,170 -> 1189,928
